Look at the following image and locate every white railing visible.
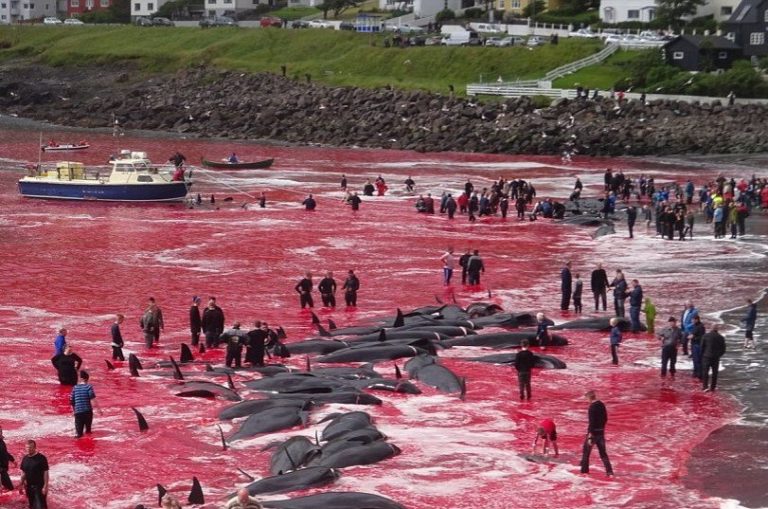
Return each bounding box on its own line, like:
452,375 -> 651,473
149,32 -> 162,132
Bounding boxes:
543,43 -> 618,81
466,85 -> 578,99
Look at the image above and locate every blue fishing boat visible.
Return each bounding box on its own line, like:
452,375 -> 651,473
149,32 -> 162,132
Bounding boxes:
18,150 -> 191,202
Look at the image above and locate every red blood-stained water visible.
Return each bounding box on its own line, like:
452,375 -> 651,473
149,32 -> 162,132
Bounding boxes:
0,128 -> 764,509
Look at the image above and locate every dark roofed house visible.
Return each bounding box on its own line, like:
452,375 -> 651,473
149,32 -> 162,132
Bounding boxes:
722,0 -> 768,56
663,35 -> 743,71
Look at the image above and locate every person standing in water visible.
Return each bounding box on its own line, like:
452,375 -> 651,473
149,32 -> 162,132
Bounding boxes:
110,314 -> 125,361
295,272 -> 314,309
440,248 -> 456,286
579,390 -> 614,477
70,370 -> 96,438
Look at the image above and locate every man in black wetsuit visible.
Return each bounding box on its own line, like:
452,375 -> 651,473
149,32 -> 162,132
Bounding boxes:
295,272 -> 314,309
19,439 -> 49,509
221,322 -> 247,368
458,248 -> 471,285
189,296 -> 202,346
0,426 -> 15,491
560,261 -> 572,311
318,271 -> 337,308
51,345 -> 82,386
701,324 -> 726,392
514,339 -> 536,401
467,250 -> 484,286
246,321 -> 267,367
110,314 -> 125,361
201,297 -> 225,348
302,194 -> 316,210
580,390 -> 614,477
626,205 -> 637,239
342,270 -> 360,307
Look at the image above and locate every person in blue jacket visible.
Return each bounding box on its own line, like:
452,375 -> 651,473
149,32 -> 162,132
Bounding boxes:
610,270 -> 628,318
628,279 -> 643,333
609,317 -> 621,365
743,298 -> 758,349
53,327 -> 67,356
680,300 -> 699,356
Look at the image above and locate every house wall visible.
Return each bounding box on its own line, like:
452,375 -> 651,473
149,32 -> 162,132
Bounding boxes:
67,0 -> 111,16
0,0 -> 57,23
131,0 -> 168,17
599,0 -> 656,24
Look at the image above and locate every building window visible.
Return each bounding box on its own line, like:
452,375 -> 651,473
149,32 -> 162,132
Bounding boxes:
71,0 -> 78,6
100,0 -> 108,6
511,0 -> 520,8
22,3 -> 27,7
30,2 -> 34,6
750,32 -> 764,45
1,3 -> 5,8
223,0 -> 231,3
718,51 -> 728,59
627,9 -> 639,19
207,0 -> 214,4
147,1 -> 152,8
673,51 -> 684,60
133,2 -> 138,9
720,6 -> 732,16
765,9 -> 768,22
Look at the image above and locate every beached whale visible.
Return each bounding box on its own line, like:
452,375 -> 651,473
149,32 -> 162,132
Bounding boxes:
260,491 -> 405,509
228,406 -> 309,442
267,391 -> 383,406
310,441 -> 401,469
316,344 -> 428,364
175,381 -> 242,401
265,436 -> 320,475
242,466 -> 340,496
442,331 -> 569,348
286,339 -> 350,355
403,355 -> 465,398
219,398 -> 311,421
320,411 -> 373,441
464,353 -> 567,369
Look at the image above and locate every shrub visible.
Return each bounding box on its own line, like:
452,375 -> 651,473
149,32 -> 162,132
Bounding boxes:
435,9 -> 456,22
463,7 -> 483,19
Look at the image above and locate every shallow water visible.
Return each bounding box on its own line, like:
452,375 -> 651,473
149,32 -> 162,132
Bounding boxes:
0,125 -> 766,508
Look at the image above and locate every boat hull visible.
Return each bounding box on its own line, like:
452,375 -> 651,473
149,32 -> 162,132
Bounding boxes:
41,144 -> 90,152
18,181 -> 189,202
201,158 -> 274,170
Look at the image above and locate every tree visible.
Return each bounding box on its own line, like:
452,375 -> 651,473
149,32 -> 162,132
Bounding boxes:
559,0 -> 598,14
655,0 -> 706,29
108,0 -> 131,23
318,0 -> 358,19
522,0 -> 545,19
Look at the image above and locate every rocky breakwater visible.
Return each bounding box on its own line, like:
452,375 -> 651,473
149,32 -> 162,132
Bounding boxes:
2,64 -> 768,155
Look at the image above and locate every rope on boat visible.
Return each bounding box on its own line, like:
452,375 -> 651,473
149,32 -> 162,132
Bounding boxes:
192,167 -> 259,200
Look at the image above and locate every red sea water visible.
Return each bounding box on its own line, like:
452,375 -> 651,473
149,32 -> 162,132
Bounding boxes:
0,126 -> 766,509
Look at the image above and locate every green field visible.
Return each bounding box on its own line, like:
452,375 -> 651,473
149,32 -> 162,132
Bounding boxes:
552,49 -> 646,91
0,25 -> 604,94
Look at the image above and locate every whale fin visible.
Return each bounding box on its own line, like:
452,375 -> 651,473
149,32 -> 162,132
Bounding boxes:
128,354 -> 142,377
395,364 -> 402,380
198,342 -> 206,354
459,377 -> 467,401
305,356 -> 311,372
277,326 -> 287,340
378,329 -> 386,342
435,294 -> 443,304
169,356 -> 184,381
314,430 -> 320,446
226,374 -> 236,391
237,467 -> 255,482
317,324 -> 331,337
328,318 -> 337,330
311,312 -> 320,325
488,289 -> 492,298
132,407 -> 149,431
105,360 -> 115,371
217,424 -> 228,451
452,293 -> 458,304
157,484 -> 167,507
285,447 -> 298,472
188,476 -> 204,505
393,308 -> 404,328
180,343 -> 194,363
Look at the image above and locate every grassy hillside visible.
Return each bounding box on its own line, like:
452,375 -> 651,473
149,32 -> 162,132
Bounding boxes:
0,25 -> 603,94
552,49 -> 646,91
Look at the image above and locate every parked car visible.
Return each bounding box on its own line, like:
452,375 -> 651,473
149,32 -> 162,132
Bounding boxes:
526,36 -> 544,47
63,18 -> 84,25
43,16 -> 62,24
151,17 -> 174,26
485,37 -> 503,47
424,35 -> 444,46
487,36 -> 524,47
307,19 -> 332,28
260,16 -> 282,28
135,16 -> 153,26
383,23 -> 424,34
200,16 -> 237,27
569,28 -> 598,38
339,21 -> 355,31
290,20 -> 309,28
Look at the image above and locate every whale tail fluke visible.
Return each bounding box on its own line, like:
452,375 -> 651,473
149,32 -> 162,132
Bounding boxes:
128,354 -> 142,377
169,356 -> 184,381
188,476 -> 204,505
180,343 -> 194,363
328,318 -> 337,330
132,407 -> 149,431
393,308 -> 404,328
105,360 -> 115,371
157,484 -> 167,507
217,424 -> 228,451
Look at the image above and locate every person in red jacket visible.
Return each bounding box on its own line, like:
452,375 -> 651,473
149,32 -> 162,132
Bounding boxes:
532,418 -> 559,457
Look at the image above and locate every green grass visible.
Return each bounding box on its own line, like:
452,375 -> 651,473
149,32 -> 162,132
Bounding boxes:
0,26 -> 603,94
269,6 -> 321,20
552,49 -> 646,90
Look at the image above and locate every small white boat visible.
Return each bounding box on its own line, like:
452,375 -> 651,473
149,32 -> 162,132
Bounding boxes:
40,141 -> 90,152
18,150 -> 191,202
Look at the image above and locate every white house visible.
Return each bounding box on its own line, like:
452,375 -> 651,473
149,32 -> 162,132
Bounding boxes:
600,0 -> 741,25
0,0 -> 56,23
379,0 -> 467,17
131,0 -> 168,17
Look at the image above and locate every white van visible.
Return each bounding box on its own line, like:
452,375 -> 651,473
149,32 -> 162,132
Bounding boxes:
472,23 -> 504,34
441,30 -> 480,46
